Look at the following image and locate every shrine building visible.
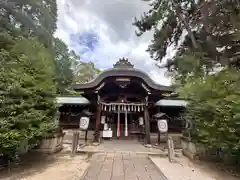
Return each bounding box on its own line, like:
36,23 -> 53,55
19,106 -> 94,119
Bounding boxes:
57,58 -> 187,144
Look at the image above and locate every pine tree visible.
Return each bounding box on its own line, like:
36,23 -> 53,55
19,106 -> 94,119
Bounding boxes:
0,34 -> 57,159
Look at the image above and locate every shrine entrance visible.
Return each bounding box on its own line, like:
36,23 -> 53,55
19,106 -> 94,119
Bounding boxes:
100,101 -> 146,141
108,112 -> 144,140
71,58 -> 174,144
58,58 -> 187,146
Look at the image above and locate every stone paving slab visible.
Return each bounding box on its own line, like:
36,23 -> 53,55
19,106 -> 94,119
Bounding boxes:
149,156 -> 240,180
62,140 -> 169,156
81,152 -> 165,180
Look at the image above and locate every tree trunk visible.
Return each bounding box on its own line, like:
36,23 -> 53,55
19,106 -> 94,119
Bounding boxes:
175,7 -> 198,49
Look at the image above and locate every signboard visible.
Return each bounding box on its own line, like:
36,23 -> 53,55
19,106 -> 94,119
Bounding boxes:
79,117 -> 90,130
116,78 -> 130,82
157,119 -> 168,133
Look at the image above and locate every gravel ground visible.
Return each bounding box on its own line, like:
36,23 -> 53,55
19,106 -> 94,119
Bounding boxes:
150,156 -> 240,180
0,153 -> 89,180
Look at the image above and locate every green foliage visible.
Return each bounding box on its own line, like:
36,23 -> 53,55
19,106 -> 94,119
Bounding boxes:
53,38 -> 79,95
134,0 -> 240,72
135,0 -> 240,165
73,61 -> 101,83
53,38 -> 101,94
0,0 -> 57,48
0,34 -> 57,159
0,0 -> 101,163
179,68 -> 240,161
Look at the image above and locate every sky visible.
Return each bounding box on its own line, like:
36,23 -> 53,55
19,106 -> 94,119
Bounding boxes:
55,0 -> 174,86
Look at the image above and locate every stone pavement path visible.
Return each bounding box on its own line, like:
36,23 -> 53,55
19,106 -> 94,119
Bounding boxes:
81,152 -> 166,180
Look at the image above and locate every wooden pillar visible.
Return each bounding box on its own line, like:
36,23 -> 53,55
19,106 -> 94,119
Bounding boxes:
94,105 -> 101,142
144,107 -> 151,144
68,107 -> 71,121
157,131 -> 161,145
85,130 -> 88,143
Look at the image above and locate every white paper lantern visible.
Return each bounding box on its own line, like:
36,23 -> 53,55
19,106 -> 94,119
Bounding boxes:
79,116 -> 90,130
157,119 -> 168,133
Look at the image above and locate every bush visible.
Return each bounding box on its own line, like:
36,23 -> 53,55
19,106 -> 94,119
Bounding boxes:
179,68 -> 240,165
0,34 -> 57,161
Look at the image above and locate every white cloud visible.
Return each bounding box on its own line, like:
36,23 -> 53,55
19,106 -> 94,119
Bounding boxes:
55,0 -> 171,86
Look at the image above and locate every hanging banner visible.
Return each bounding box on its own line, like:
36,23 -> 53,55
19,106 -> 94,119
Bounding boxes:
117,111 -> 120,137
125,111 -> 128,136
157,119 -> 168,133
139,117 -> 144,125
104,123 -> 108,130
79,116 -> 90,130
101,116 -> 106,124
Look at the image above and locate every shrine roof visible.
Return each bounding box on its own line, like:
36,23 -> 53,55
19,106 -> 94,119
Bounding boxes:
72,58 -> 173,92
56,96 -> 90,106
155,99 -> 188,107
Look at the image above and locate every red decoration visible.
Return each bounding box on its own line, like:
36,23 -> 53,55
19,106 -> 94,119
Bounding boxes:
117,118 -> 120,137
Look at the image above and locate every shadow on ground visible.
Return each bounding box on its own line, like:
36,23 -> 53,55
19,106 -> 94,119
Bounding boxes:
0,152 -> 63,179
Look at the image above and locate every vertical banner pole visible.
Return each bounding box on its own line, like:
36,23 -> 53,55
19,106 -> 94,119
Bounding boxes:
125,110 -> 128,136
117,110 -> 120,138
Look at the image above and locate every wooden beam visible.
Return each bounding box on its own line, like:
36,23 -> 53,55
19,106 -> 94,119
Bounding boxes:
94,105 -> 101,142
144,107 -> 151,144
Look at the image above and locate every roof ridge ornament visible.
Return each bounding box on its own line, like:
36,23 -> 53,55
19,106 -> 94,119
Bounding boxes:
113,58 -> 134,68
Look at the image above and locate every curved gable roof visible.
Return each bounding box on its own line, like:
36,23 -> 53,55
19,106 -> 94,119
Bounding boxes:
72,67 -> 173,92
